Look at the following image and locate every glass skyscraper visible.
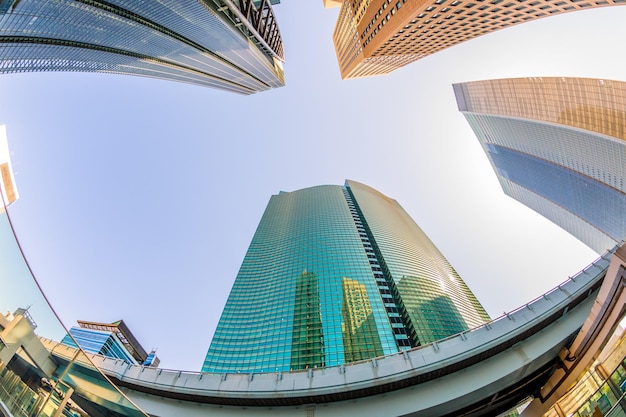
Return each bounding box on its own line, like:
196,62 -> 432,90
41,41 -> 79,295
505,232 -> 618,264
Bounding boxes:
202,180 -> 489,373
61,319 -> 160,366
454,77 -> 626,254
0,0 -> 285,94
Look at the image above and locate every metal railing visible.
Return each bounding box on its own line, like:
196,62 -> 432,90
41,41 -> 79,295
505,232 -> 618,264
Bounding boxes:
89,247 -> 616,387
216,0 -> 284,60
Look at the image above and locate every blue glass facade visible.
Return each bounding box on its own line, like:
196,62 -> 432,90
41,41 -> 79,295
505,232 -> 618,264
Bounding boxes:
62,327 -> 137,364
488,144 -> 626,242
202,181 -> 489,373
0,0 -> 285,94
454,77 -> 626,254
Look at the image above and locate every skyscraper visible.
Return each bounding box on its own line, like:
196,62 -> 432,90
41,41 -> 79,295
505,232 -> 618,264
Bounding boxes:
328,0 -> 624,79
0,125 -> 18,211
454,77 -> 626,254
0,0 -> 285,94
202,180 -> 489,373
62,319 -> 160,367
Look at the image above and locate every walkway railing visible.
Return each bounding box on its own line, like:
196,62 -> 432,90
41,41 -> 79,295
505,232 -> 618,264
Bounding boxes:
69,246 -> 617,407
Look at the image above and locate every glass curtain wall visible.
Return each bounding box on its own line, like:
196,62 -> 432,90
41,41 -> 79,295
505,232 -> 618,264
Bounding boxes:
0,193 -> 148,416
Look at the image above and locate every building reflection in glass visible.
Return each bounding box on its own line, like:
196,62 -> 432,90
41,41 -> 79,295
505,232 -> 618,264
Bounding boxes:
290,270 -> 324,370
341,277 -> 384,362
396,276 -> 469,344
0,187 -> 148,416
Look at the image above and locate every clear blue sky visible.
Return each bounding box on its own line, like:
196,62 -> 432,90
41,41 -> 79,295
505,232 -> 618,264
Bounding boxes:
2,2 -> 624,371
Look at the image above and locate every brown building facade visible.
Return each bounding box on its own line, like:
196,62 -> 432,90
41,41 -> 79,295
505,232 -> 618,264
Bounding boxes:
330,0 -> 625,79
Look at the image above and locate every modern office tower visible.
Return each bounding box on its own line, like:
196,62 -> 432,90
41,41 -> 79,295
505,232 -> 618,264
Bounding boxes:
202,180 -> 489,373
454,77 -> 626,254
329,0 -> 623,79
0,0 -> 285,94
0,126 -> 18,211
62,320 -> 159,367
